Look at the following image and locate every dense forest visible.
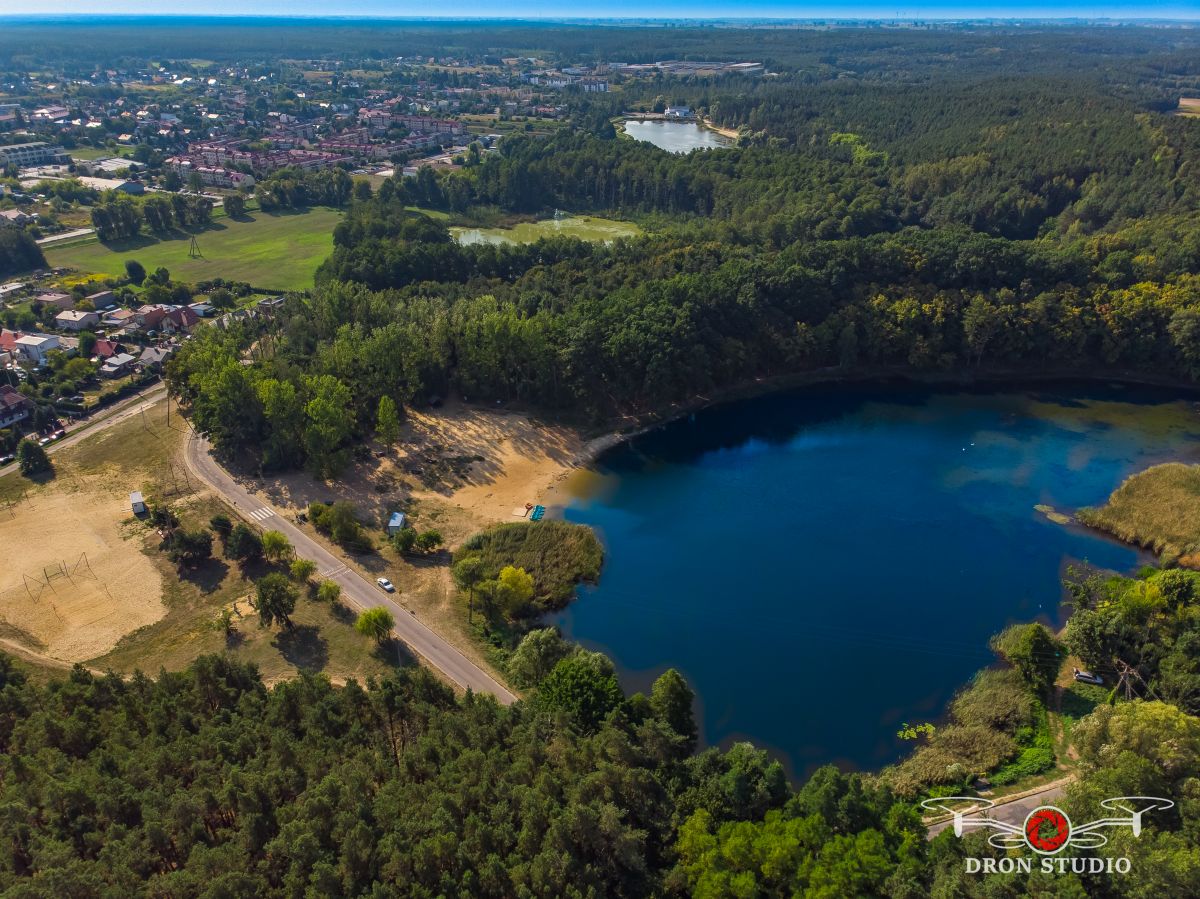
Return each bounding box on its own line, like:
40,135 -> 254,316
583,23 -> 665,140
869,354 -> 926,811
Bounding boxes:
1,644 -> 1197,897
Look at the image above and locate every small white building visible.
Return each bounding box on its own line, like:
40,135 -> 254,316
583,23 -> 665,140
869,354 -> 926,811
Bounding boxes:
130,492 -> 146,515
386,512 -> 407,535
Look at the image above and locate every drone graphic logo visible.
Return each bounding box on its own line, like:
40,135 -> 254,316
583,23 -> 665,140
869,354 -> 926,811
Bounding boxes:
922,796 -> 1175,855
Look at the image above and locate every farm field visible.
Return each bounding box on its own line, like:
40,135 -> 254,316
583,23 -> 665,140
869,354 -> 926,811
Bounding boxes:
44,206 -> 342,291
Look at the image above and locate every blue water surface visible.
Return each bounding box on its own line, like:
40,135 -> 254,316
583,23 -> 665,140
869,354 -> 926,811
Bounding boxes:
555,381 -> 1200,778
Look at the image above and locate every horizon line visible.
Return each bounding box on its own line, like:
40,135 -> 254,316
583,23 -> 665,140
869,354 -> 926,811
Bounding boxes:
2,13 -> 1200,23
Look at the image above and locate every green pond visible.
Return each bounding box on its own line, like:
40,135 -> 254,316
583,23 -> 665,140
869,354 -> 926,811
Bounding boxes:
451,216 -> 640,246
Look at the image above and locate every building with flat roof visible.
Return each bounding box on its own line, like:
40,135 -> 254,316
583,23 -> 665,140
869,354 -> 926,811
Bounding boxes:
0,142 -> 66,168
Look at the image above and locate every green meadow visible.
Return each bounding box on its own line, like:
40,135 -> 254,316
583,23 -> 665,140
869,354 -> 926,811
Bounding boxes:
46,207 -> 343,291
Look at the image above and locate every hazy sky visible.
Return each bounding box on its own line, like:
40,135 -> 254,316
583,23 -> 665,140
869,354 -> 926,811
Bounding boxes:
2,3 -> 1198,19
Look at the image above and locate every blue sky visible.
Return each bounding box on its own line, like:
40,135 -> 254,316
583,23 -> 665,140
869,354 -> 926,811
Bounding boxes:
2,3 -> 1198,19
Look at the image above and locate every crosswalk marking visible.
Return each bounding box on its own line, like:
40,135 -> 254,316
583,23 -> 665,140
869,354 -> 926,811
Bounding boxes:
248,507 -> 275,522
323,564 -> 349,578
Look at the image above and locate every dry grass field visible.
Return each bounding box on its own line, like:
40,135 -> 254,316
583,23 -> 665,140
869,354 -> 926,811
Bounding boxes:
1178,98 -> 1200,117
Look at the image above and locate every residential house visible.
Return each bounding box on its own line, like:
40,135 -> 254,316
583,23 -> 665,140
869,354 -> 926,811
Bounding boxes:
135,305 -> 167,331
101,308 -> 136,329
100,352 -> 136,378
0,209 -> 33,228
55,309 -> 100,332
0,385 -> 32,429
0,329 -> 21,356
37,292 -> 74,311
161,306 -> 199,334
86,290 -> 116,308
14,334 -> 59,365
138,345 -> 174,371
92,338 -> 121,360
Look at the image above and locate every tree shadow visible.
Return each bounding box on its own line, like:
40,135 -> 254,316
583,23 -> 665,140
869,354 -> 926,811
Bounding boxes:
373,635 -> 417,669
179,557 -> 230,594
272,624 -> 329,672
331,601 -> 356,624
224,628 -> 246,650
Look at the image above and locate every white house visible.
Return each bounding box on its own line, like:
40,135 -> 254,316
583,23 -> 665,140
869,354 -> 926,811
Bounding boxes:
14,334 -> 59,365
55,309 -> 100,331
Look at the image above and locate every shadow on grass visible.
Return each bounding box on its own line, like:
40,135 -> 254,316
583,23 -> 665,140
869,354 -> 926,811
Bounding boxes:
272,624 -> 329,672
180,557 -> 231,594
374,635 -> 417,669
331,601 -> 356,624
1061,683 -> 1108,722
224,629 -> 246,650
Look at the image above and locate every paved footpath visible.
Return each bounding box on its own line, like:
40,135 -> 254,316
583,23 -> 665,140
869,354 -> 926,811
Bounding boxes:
927,778 -> 1072,838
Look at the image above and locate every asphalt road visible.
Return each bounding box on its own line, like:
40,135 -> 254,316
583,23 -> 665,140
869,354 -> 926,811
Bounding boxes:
927,779 -> 1071,838
0,382 -> 168,479
183,434 -> 516,704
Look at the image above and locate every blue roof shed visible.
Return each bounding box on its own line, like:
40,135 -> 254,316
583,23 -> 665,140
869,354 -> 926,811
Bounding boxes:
387,512 -> 407,534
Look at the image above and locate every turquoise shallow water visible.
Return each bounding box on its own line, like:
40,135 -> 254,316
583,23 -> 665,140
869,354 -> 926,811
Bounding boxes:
555,381 -> 1200,779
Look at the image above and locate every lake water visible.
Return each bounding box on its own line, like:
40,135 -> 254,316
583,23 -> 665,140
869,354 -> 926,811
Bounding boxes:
556,382 -> 1200,779
622,119 -> 734,153
452,216 -> 641,246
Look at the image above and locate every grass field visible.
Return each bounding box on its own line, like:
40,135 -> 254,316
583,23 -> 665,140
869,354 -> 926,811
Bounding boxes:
1077,462 -> 1200,562
45,207 -> 342,291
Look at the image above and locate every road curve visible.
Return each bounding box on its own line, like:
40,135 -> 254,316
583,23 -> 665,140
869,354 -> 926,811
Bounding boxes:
183,434 -> 516,705
927,778 -> 1071,838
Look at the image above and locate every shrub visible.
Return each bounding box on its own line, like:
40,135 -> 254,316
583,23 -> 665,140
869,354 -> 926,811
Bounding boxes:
226,523 -> 262,562
355,607 -> 395,644
16,439 -> 51,477
452,521 -> 603,611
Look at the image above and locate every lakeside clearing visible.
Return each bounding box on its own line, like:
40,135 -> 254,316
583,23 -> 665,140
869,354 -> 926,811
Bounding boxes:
44,206 -> 342,291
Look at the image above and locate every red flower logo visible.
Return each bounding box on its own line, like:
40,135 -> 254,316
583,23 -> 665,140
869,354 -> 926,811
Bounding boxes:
1025,807 -> 1071,853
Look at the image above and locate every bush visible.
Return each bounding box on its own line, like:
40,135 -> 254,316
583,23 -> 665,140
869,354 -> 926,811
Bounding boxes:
290,558 -> 317,583
165,528 -> 213,568
16,439 -> 51,477
355,607 -> 395,644
226,523 -> 262,562
452,521 -> 603,611
310,501 -> 372,553
210,514 -> 233,539
316,580 -> 342,604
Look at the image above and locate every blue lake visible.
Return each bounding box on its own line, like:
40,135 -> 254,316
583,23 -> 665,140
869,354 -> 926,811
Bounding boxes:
555,382 -> 1200,779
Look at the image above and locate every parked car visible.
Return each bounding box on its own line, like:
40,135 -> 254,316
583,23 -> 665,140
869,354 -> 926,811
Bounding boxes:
1072,667 -> 1104,686
376,577 -> 396,593
0,454 -> 13,466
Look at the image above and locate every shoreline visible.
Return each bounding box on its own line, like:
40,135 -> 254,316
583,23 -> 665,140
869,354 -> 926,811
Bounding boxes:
557,364 -> 1200,486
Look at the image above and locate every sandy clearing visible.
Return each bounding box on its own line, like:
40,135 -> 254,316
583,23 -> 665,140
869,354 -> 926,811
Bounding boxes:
252,400 -> 586,533
0,485 -> 164,663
